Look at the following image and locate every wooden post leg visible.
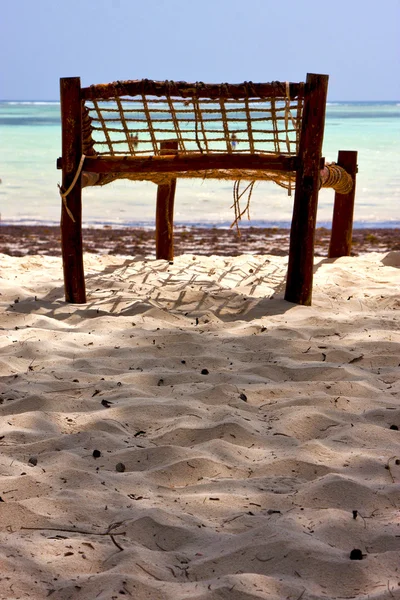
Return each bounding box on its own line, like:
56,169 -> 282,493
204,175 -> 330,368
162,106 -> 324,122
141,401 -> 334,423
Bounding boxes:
60,77 -> 86,303
155,141 -> 178,261
284,73 -> 329,305
328,150 -> 358,258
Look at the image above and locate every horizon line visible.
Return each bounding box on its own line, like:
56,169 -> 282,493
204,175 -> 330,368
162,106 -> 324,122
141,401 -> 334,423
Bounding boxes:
1,98 -> 400,104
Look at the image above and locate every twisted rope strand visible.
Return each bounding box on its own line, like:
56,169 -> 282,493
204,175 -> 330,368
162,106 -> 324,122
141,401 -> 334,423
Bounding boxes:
58,154 -> 86,222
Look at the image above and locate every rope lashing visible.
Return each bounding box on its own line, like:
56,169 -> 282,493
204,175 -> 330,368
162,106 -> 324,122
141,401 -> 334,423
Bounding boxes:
58,154 -> 86,222
230,179 -> 256,233
320,163 -> 353,194
244,81 -> 258,98
284,81 -> 293,196
81,106 -> 96,156
193,82 -> 205,154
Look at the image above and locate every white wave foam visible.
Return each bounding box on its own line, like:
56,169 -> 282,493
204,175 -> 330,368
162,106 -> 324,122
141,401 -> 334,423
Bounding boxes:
5,101 -> 60,106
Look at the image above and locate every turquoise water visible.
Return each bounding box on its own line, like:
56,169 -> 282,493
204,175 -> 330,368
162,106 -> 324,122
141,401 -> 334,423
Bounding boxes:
0,100 -> 399,228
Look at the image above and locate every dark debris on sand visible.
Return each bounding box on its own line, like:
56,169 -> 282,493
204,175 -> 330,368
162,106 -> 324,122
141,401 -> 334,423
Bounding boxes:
0,225 -> 399,258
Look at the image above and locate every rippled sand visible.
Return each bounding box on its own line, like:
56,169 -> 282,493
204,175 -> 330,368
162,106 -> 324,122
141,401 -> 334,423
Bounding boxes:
0,250 -> 399,599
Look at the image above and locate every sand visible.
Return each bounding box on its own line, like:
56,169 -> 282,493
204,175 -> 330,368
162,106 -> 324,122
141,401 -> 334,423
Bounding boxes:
0,247 -> 399,600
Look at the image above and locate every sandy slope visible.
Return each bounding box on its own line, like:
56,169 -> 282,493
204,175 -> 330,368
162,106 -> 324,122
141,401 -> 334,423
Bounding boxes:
0,251 -> 399,600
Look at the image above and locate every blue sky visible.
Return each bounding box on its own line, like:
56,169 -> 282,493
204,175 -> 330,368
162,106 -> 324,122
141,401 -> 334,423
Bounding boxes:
1,0 -> 399,101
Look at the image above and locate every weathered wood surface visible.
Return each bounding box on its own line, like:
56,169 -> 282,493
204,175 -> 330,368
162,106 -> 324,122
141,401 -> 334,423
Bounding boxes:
58,73 -> 349,307
60,77 -> 86,304
82,80 -> 304,101
284,73 -> 329,305
328,150 -> 358,258
83,154 -> 297,175
156,141 -> 178,261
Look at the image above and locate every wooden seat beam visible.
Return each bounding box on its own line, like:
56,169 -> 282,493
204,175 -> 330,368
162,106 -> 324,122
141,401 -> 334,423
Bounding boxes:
82,154 -> 298,175
81,80 -> 304,101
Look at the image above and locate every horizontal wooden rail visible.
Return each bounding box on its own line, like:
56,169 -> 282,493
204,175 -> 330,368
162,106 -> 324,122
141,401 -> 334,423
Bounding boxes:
82,80 -> 304,101
81,153 -> 298,175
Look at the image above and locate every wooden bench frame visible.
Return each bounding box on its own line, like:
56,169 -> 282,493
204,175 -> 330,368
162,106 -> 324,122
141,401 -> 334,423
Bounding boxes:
57,73 -> 357,306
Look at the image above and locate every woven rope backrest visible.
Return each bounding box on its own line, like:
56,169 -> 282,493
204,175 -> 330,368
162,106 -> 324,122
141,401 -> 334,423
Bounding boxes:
81,80 -> 304,159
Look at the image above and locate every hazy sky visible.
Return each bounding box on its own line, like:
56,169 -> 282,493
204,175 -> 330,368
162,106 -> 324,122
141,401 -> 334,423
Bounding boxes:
1,0 -> 399,101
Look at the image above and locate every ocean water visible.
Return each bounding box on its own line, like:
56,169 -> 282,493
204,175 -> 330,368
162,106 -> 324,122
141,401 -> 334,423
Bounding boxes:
0,100 -> 399,228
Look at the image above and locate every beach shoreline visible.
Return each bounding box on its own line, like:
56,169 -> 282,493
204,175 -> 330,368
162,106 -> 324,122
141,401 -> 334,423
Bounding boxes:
1,224 -> 399,257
